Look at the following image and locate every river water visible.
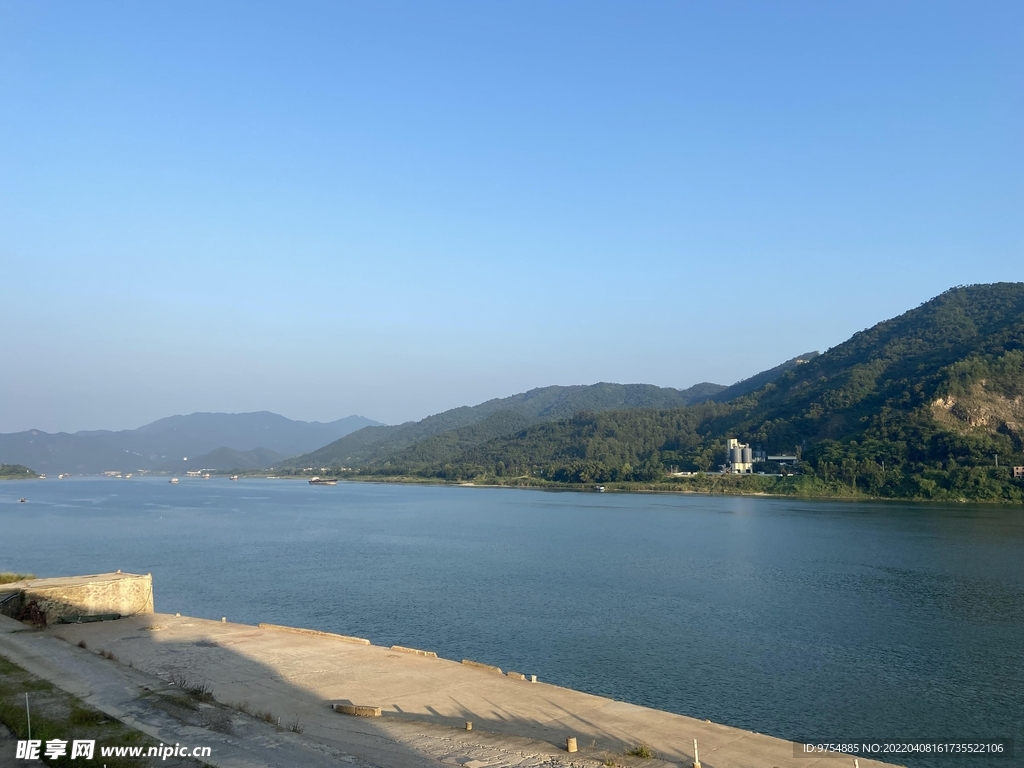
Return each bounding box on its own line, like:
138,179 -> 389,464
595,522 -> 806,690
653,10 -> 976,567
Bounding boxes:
2,477 -> 1021,766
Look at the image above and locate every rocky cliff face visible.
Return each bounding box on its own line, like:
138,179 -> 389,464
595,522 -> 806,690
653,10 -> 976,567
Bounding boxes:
932,381 -> 1024,446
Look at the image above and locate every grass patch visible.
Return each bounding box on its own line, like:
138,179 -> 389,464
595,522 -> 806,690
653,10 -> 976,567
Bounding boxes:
232,700 -> 253,715
0,688 -> 135,766
229,699 -> 281,728
0,654 -> 211,766
254,708 -> 277,724
0,572 -> 33,584
164,693 -> 199,711
169,672 -> 215,702
22,677 -> 54,692
70,704 -> 107,726
288,715 -> 304,733
626,744 -> 654,759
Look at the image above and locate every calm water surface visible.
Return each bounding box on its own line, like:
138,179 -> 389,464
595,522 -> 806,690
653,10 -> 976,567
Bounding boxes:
2,478 -> 1022,766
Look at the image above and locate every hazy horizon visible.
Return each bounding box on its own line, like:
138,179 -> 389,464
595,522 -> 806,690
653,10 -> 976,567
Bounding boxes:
3,2 -> 1021,434
6,373 -> 735,434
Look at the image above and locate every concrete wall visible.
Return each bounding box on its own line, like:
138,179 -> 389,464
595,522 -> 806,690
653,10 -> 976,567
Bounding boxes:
5,573 -> 154,624
0,592 -> 20,619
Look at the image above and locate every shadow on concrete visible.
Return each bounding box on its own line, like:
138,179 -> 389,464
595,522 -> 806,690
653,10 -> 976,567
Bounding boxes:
33,615 -> 679,768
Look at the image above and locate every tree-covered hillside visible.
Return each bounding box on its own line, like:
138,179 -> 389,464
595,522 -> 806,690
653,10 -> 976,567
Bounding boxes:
285,381 -> 726,469
709,352 -> 818,403
347,284 -> 1024,502
0,464 -> 37,479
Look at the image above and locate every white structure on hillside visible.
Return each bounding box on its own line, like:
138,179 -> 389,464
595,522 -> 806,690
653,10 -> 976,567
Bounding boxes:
727,438 -> 753,474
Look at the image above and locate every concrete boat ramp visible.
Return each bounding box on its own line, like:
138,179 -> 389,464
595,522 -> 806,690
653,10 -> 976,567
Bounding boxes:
0,575 -> 894,768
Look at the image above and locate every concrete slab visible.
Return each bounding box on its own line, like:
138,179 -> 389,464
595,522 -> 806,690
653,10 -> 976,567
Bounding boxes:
0,614 -> 605,768
42,613 -> 897,768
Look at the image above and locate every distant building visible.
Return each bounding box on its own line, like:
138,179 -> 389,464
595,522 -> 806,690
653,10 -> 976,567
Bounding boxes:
727,439 -> 753,474
767,454 -> 799,464
1013,466 -> 1024,479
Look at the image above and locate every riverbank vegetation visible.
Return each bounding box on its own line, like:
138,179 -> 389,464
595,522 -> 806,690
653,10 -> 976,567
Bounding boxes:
0,573 -> 34,585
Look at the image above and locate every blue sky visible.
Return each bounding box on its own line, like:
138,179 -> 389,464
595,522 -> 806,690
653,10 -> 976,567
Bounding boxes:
1,1 -> 1021,432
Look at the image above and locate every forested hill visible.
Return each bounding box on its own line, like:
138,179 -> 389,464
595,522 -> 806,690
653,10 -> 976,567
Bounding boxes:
352,283 -> 1024,502
284,381 -> 726,469
713,282 -> 1024,451
710,352 -> 818,402
0,464 -> 38,479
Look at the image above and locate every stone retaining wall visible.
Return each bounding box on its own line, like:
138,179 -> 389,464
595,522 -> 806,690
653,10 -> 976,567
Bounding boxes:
2,573 -> 154,624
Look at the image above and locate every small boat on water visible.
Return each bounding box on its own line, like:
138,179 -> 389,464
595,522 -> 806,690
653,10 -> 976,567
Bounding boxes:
309,477 -> 337,486
230,475 -> 239,481
169,478 -> 179,484
595,485 -> 606,492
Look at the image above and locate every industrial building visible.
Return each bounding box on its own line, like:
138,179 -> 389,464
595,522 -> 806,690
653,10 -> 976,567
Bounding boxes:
727,438 -> 754,474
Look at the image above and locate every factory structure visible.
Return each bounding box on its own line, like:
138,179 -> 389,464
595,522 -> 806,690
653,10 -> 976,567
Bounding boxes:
726,439 -> 800,474
727,438 -> 754,474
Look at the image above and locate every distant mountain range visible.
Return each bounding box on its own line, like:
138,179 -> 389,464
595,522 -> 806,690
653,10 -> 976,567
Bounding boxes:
283,360 -> 832,473
1,352 -> 829,479
344,283 -> 1024,502
0,412 -> 380,474
8,283 -> 1020,503
4,359 -> 821,476
283,381 -> 730,470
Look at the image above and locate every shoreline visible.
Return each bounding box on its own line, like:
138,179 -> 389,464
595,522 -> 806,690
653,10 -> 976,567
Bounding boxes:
280,473 -> 1023,506
339,479 -> 1019,507
8,471 -> 1021,505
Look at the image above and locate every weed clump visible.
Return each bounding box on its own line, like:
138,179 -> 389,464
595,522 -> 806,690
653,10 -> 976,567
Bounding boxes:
229,699 -> 279,727
626,744 -> 654,759
232,701 -> 253,715
254,708 -> 277,725
169,673 -> 215,702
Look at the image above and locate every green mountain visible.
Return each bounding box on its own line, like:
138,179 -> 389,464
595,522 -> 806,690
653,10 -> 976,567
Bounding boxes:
714,282 -> 1024,452
709,352 -> 819,402
284,382 -> 726,469
358,284 -> 1024,502
0,464 -> 37,479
